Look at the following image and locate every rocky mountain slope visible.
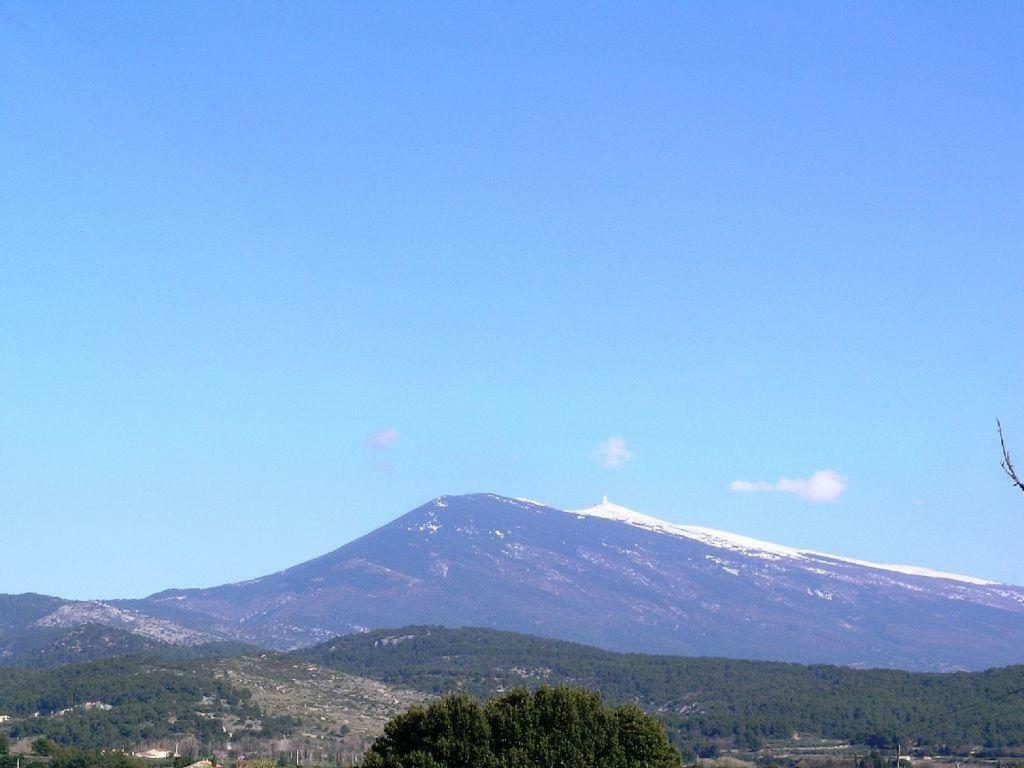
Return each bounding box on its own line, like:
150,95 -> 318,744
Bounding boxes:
0,594 -> 250,667
108,493 -> 1024,670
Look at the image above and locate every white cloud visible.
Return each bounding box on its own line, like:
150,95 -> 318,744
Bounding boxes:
729,469 -> 848,503
592,437 -> 632,469
366,427 -> 399,449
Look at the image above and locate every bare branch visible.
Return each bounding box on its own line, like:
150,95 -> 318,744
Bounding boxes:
998,419 -> 1024,494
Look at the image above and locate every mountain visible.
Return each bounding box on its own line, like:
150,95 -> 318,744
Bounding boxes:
109,493 -> 1024,670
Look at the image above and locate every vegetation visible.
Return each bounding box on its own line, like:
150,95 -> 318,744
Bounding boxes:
32,737 -> 57,756
999,419 -> 1024,494
0,656 -> 259,749
7,624 -> 1024,759
304,626 -> 1024,754
49,746 -> 145,768
363,686 -> 680,768
213,652 -> 423,752
0,622 -> 256,670
0,742 -> 144,768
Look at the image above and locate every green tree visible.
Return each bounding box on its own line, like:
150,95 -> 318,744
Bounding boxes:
614,704 -> 683,768
363,687 -> 680,768
32,737 -> 57,756
366,695 -> 493,768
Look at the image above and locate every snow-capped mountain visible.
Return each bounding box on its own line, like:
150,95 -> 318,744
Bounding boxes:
572,496 -> 995,585
110,493 -> 1024,670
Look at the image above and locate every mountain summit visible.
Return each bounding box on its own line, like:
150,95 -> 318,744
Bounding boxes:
98,493 -> 1023,670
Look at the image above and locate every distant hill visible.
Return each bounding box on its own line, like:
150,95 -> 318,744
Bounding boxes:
0,595 -> 253,668
0,593 -> 249,668
0,594 -> 66,631
300,625 -> 1024,754
1,623 -> 253,669
0,653 -> 421,759
0,656 -> 256,749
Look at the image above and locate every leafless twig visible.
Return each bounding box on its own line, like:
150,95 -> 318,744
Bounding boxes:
998,419 -> 1024,494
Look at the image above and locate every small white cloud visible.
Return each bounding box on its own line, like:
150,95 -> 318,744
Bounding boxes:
592,437 -> 632,469
729,469 -> 848,503
729,480 -> 774,493
366,428 -> 398,449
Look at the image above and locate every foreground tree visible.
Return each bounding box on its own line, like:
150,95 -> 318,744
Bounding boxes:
998,420 -> 1024,494
363,687 -> 681,768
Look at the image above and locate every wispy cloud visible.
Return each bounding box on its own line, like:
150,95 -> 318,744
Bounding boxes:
729,469 -> 848,503
366,427 -> 398,449
592,437 -> 632,469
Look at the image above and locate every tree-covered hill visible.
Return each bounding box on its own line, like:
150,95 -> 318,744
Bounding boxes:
300,626 -> 1024,754
0,652 -> 426,757
0,656 -> 261,749
7,625 -> 1024,759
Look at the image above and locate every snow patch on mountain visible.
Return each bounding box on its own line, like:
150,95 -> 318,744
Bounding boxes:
570,498 -> 997,586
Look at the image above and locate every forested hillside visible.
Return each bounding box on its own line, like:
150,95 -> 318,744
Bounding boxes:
302,626 -> 1024,754
0,624 -> 254,669
0,652 -> 425,759
7,626 -> 1024,758
0,656 -> 259,749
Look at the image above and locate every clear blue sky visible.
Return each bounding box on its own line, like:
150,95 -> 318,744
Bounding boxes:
2,2 -> 1022,599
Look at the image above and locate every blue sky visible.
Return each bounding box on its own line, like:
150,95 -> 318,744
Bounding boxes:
1,2 -> 1022,599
